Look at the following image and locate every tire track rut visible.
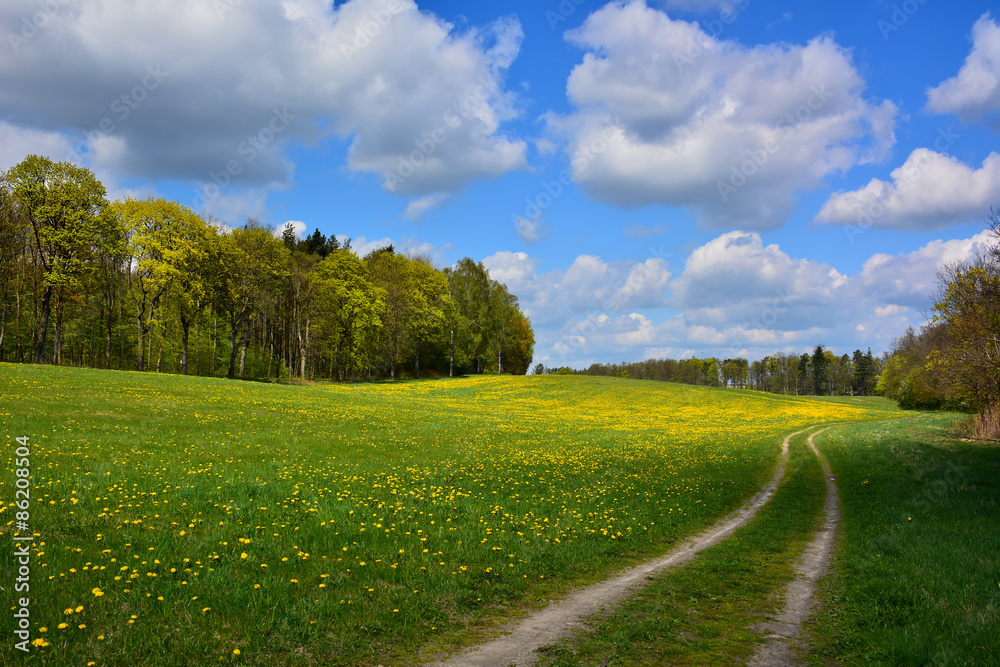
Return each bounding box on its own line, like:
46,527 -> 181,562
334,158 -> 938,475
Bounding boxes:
423,427 -> 820,667
748,427 -> 839,667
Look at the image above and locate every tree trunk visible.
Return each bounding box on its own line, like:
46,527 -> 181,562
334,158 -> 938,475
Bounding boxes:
34,284 -> 52,364
135,312 -> 146,372
449,328 -> 454,377
147,324 -> 154,371
0,301 -> 7,363
52,301 -> 63,365
213,310 -> 218,375
266,324 -> 274,381
15,289 -> 22,363
105,301 -> 113,369
227,315 -> 239,379
145,300 -> 158,372
298,315 -> 308,381
116,293 -> 123,369
195,316 -> 201,376
180,315 -> 191,375
238,324 -> 250,378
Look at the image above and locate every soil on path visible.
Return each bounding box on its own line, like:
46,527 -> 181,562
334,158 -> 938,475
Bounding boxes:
748,427 -> 840,667
423,427 -> 819,667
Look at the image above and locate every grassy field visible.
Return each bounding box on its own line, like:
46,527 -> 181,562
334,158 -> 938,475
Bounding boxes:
533,427 -> 829,666
1,365 -> 896,665
808,418 -> 1000,665
529,414 -> 1000,667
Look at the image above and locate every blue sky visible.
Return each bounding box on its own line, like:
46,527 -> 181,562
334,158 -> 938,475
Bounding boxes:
2,0 -> 999,368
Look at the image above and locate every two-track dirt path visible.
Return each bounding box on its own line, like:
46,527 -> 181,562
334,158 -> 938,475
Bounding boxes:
748,427 -> 840,667
424,427 -> 820,667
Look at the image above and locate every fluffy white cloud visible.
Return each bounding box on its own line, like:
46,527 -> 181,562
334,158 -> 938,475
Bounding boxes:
482,251 -> 671,329
342,235 -> 454,266
199,188 -> 272,226
550,0 -> 896,230
672,231 -> 846,311
513,214 -> 547,243
0,0 -> 528,208
276,220 -> 308,240
0,121 -> 76,171
855,231 -> 995,308
815,149 -> 1000,231
926,14 -> 1000,126
403,194 -> 448,220
507,230 -> 994,367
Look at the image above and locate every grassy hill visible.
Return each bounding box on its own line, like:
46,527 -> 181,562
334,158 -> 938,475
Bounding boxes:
1,365 -> 900,665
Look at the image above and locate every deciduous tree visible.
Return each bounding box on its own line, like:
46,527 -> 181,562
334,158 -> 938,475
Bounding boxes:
7,156 -> 111,363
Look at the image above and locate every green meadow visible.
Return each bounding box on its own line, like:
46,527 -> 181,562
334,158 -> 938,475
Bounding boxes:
3,365 -> 991,665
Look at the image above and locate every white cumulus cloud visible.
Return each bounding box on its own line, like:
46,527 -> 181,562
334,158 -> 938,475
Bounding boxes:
549,0 -> 897,230
926,14 -> 1000,127
0,0 -> 529,213
507,230 -> 994,368
815,149 -> 1000,231
403,194 -> 448,220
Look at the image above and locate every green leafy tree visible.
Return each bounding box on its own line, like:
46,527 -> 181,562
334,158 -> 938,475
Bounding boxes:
93,210 -> 127,369
171,216 -> 214,375
6,156 -> 111,363
929,257 -> 1000,414
407,257 -> 451,379
811,345 -> 828,395
218,221 -> 289,379
366,248 -> 414,380
486,279 -> 517,374
286,250 -> 319,380
115,197 -> 207,372
0,173 -> 30,361
446,258 -> 491,375
314,249 -> 385,380
502,309 -> 535,375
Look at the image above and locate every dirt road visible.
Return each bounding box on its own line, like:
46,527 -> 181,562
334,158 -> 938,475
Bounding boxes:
424,426 -> 819,667
748,427 -> 840,667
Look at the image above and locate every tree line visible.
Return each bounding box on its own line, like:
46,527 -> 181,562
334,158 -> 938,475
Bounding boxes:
539,344 -> 881,397
0,155 -> 535,380
878,214 -> 1000,436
